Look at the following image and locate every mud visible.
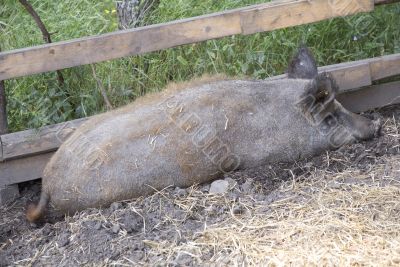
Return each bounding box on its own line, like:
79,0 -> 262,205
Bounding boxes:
1,104 -> 399,266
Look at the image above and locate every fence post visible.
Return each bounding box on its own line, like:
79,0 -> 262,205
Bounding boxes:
0,47 -> 19,205
0,48 -> 7,135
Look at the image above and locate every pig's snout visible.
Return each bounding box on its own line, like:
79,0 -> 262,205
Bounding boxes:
335,107 -> 383,142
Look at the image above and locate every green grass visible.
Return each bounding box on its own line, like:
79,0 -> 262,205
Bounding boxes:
0,0 -> 399,131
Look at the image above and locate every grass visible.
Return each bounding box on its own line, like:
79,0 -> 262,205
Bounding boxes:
0,0 -> 399,131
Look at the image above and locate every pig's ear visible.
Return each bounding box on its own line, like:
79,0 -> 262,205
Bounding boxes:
287,46 -> 318,79
297,72 -> 339,123
314,72 -> 339,103
304,72 -> 338,105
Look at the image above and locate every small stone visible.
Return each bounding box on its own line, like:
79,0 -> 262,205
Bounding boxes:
175,253 -> 194,266
110,251 -> 121,260
121,215 -> 141,233
173,187 -> 187,197
209,180 -> 230,194
133,241 -> 145,250
57,233 -> 70,247
241,179 -> 254,193
232,205 -> 244,215
110,202 -> 122,211
131,250 -> 144,260
112,224 -> 120,234
224,177 -> 237,187
94,221 -> 102,230
200,184 -> 210,193
41,224 -> 52,236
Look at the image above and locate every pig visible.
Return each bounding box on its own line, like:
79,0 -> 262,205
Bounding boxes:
27,47 -> 381,222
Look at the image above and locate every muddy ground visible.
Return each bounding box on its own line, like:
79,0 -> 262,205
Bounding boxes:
1,104 -> 400,266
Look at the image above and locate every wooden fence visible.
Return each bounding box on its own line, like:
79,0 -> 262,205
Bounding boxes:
0,0 -> 399,203
0,0 -> 378,80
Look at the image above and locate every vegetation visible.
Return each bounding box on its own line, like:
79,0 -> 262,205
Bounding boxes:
0,0 -> 399,131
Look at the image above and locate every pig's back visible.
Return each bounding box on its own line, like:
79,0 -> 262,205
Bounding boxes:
43,78 -> 326,212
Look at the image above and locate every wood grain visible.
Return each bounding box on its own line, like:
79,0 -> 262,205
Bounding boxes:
258,53 -> 400,90
2,80 -> 398,187
0,0 -> 375,80
369,53 -> 400,81
337,80 -> 400,113
0,118 -> 87,161
321,63 -> 372,91
1,54 -> 399,162
0,53 -> 399,188
0,152 -> 53,186
241,0 -> 373,35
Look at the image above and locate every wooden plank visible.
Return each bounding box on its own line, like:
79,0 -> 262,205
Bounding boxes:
321,63 -> 372,91
0,76 -> 399,187
1,81 -> 399,186
0,54 -> 398,162
0,118 -> 87,161
241,0 -> 373,35
267,53 -> 400,89
267,62 -> 373,90
0,0 -> 375,80
369,53 -> 400,81
337,80 -> 400,113
0,152 -> 52,186
0,9 -> 242,80
268,63 -> 373,90
320,53 -> 400,86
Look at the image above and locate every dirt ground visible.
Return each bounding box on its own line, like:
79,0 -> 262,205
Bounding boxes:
1,104 -> 400,266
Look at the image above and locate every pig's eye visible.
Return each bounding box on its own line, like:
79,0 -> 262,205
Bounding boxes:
316,89 -> 328,101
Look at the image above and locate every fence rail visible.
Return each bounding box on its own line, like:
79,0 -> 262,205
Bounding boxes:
0,0 -> 376,80
1,52 -> 400,188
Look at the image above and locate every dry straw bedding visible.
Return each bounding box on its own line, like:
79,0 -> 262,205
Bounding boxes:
1,104 -> 400,266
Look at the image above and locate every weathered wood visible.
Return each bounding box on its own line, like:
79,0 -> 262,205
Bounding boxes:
265,53 -> 400,89
278,61 -> 373,90
270,53 -> 400,90
369,53 -> 400,81
337,81 -> 400,113
0,153 -> 53,186
0,52 -> 399,190
0,0 -> 376,80
321,62 -> 372,91
240,0 -> 373,35
0,118 -> 87,161
0,46 -> 8,135
0,79 -> 7,135
1,80 -> 398,187
1,54 -> 399,162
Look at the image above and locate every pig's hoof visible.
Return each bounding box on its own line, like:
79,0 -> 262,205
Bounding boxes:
371,114 -> 383,137
363,113 -> 383,137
